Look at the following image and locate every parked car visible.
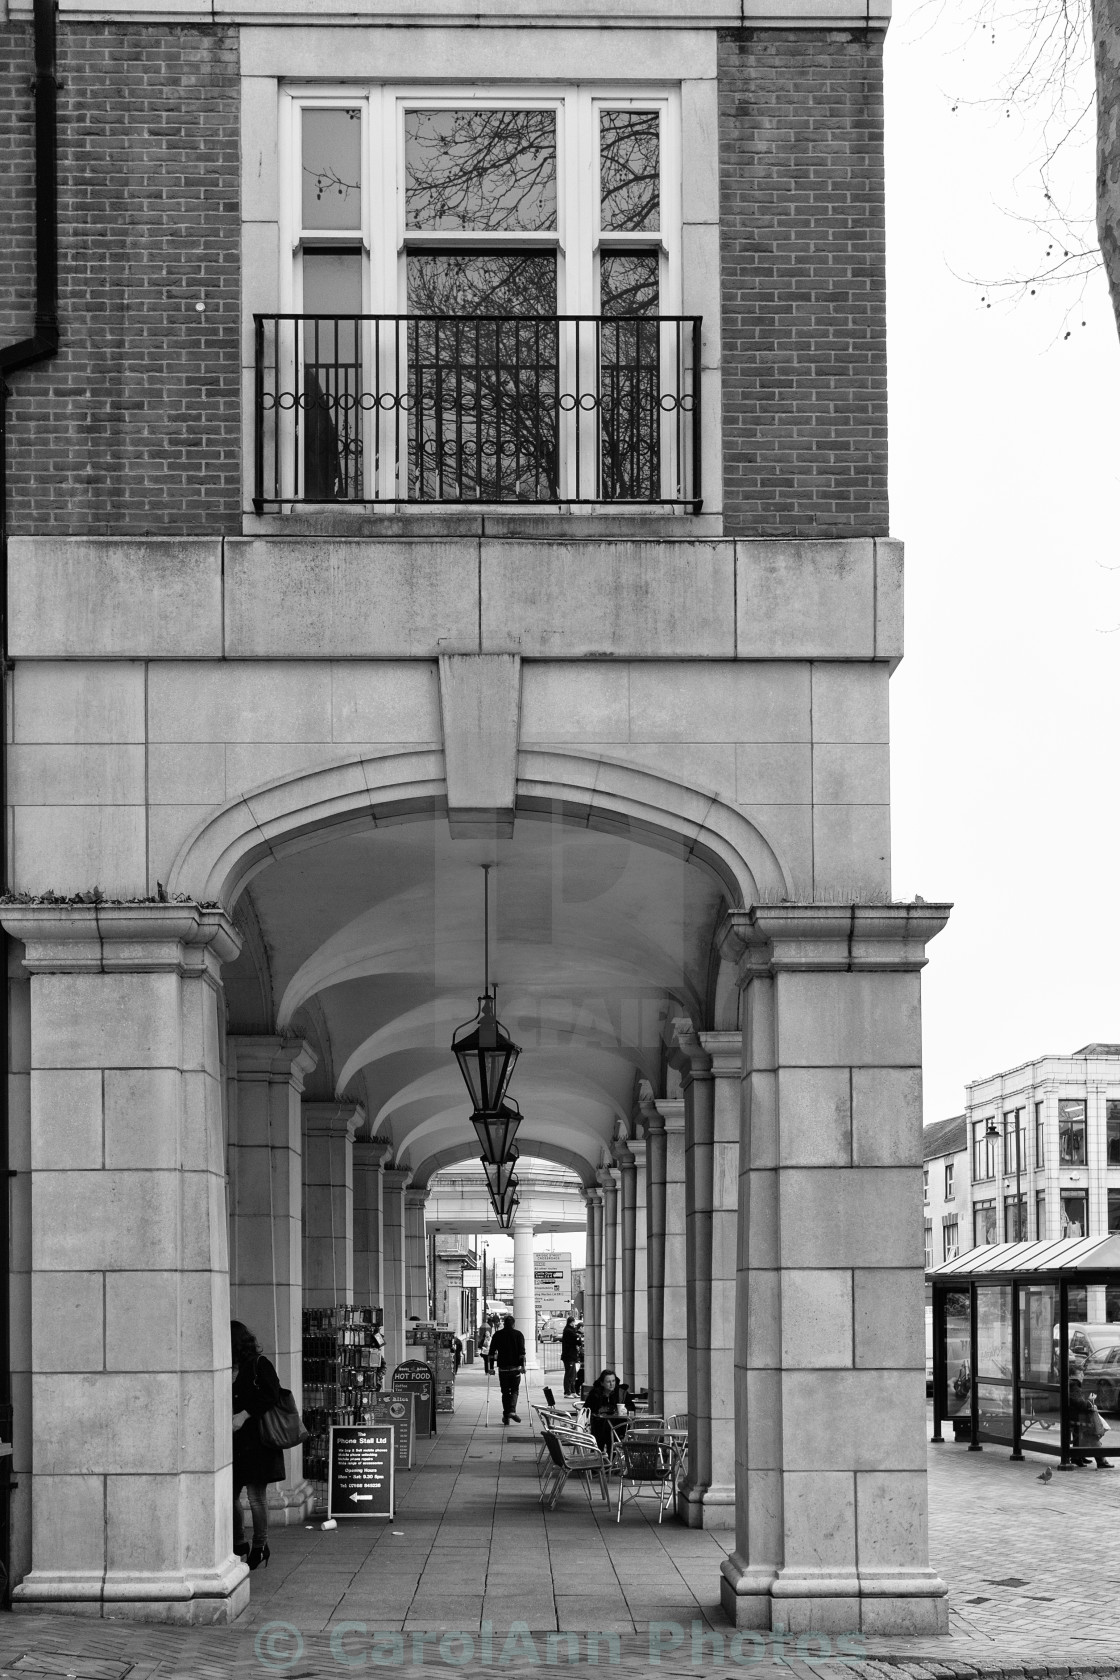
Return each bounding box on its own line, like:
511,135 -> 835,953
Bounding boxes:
538,1314 -> 578,1343
1083,1345 -> 1120,1413
1053,1322 -> 1120,1377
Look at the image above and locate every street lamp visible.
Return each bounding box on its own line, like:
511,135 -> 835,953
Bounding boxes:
988,1115 -> 1023,1241
471,1099 -> 522,1165
451,866 -> 520,1114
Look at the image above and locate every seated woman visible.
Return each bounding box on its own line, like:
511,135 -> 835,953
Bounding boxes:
585,1368 -> 636,1452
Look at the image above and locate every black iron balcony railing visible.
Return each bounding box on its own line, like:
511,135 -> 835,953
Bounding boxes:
253,313 -> 702,512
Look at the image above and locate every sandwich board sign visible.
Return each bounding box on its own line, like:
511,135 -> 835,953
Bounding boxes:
392,1359 -> 436,1437
366,1392 -> 415,1469
328,1424 -> 394,1520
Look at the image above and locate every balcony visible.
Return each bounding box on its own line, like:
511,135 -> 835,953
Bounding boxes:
253,313 -> 702,514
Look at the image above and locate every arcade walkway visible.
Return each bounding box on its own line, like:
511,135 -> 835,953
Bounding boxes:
247,1365 -> 729,1636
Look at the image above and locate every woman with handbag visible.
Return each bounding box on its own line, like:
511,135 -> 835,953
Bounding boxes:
231,1320 -> 287,1569
1069,1373 -> 1113,1469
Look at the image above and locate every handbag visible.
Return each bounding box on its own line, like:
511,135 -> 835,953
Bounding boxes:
1086,1402 -> 1109,1442
255,1360 -> 310,1449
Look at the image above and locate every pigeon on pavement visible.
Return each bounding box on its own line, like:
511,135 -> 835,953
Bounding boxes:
1037,1467 -> 1053,1482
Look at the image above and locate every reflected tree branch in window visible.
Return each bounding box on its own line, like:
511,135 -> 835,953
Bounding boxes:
406,109 -> 557,232
600,111 -> 660,233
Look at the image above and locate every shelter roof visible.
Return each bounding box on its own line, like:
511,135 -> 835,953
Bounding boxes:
927,1235 -> 1120,1282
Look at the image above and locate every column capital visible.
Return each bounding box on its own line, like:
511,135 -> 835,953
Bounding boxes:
383,1167 -> 414,1193
629,1135 -> 647,1168
597,1165 -> 620,1196
230,1035 -> 318,1092
699,1029 -> 742,1080
404,1187 -> 429,1210
583,1185 -> 604,1209
0,900 -> 242,977
354,1137 -> 393,1169
658,1098 -> 686,1135
670,1017 -> 713,1082
303,1100 -> 365,1142
718,902 -> 951,982
613,1141 -> 637,1179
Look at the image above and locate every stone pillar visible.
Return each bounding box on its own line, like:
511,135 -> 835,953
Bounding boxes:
617,1143 -> 638,1389
512,1221 -> 538,1369
599,1167 -> 619,1372
673,1022 -> 739,1529
302,1102 -> 363,1310
228,1035 -> 317,1526
718,905 -> 951,1637
1,904 -> 248,1623
631,1136 -> 649,1392
642,1095 -> 667,1413
381,1170 -> 410,1373
662,1100 -> 689,1421
353,1139 -> 391,1310
404,1189 -> 429,1325
583,1189 -> 602,1381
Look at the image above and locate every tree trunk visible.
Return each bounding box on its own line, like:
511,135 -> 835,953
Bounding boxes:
1093,0 -> 1120,335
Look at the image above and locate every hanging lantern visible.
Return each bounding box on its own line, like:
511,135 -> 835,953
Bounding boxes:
451,865 -> 520,1112
482,1149 -> 519,1204
491,1178 -> 521,1231
471,1099 -> 522,1165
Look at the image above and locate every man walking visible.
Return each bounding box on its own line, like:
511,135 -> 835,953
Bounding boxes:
561,1315 -> 582,1397
488,1314 -> 526,1424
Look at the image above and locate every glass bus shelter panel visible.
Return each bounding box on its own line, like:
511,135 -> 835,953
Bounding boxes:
976,1283 -> 1014,1442
942,1288 -> 971,1426
1019,1282 -> 1060,1442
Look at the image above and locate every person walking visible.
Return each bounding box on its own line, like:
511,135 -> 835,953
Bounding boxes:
488,1313 -> 527,1424
1069,1374 -> 1113,1468
231,1320 -> 287,1569
561,1315 -> 583,1397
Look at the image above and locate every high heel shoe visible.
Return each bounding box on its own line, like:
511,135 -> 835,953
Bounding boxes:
234,1541 -> 251,1558
247,1541 -> 270,1571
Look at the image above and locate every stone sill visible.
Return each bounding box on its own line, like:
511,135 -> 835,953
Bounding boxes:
242,508 -> 724,542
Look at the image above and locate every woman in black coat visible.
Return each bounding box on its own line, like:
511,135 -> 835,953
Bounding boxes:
231,1320 -> 286,1570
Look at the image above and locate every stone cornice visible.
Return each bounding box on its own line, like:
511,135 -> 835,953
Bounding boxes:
354,1137 -> 394,1169
0,901 -> 242,976
717,902 -> 952,980
670,1017 -> 713,1082
303,1100 -> 365,1141
230,1035 -> 318,1091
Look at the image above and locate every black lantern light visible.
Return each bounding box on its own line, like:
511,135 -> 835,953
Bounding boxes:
483,1150 -> 519,1204
491,1180 -> 521,1231
471,1099 -> 522,1166
451,866 -> 520,1114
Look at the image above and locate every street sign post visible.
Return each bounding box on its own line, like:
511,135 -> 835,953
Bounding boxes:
327,1424 -> 395,1520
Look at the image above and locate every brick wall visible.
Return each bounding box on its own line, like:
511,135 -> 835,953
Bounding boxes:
1,22 -> 241,536
718,29 -> 889,538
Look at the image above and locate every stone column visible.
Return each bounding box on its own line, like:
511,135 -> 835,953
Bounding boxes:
353,1138 -> 392,1310
583,1189 -> 602,1381
662,1100 -> 689,1421
718,905 -> 951,1637
1,903 -> 248,1623
617,1143 -> 638,1389
228,1035 -> 317,1526
302,1102 -> 363,1310
642,1094 -> 667,1413
599,1167 -> 619,1372
673,1022 -> 740,1529
512,1221 -> 538,1369
381,1170 -> 410,1373
404,1189 -> 429,1325
631,1136 -> 649,1393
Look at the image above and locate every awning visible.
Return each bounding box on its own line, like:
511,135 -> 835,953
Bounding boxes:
927,1234 -> 1120,1282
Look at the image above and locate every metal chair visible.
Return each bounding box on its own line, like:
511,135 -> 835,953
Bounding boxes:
539,1430 -> 611,1510
614,1433 -> 676,1523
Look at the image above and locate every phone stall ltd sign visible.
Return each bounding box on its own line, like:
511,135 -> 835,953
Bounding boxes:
328,1425 -> 394,1520
534,1251 -> 572,1309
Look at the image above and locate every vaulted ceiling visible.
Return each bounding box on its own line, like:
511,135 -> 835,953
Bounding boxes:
224,810 -> 730,1185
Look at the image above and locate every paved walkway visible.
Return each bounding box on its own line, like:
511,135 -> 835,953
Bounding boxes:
0,1374 -> 1118,1678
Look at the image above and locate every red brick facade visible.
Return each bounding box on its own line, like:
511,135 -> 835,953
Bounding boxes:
0,22 -> 241,537
718,29 -> 889,537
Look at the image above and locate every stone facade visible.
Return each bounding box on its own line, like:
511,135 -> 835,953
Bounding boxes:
0,0 -> 947,1635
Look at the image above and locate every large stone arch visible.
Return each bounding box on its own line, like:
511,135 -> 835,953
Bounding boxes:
166,747 -> 793,911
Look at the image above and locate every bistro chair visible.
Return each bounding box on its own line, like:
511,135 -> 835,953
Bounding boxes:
539,1430 -> 611,1510
614,1432 -> 676,1524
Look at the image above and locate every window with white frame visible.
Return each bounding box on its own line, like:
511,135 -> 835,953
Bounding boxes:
945,1160 -> 954,1200
255,85 -> 698,509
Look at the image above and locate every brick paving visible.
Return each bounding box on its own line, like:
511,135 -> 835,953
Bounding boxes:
0,1378 -> 1117,1679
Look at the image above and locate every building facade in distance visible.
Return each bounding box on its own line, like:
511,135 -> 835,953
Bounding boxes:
1,0 -> 948,1636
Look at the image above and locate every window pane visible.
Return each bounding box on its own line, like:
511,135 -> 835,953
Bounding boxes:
974,1200 -> 997,1245
1109,1189 -> 1120,1234
302,108 -> 362,230
405,109 -> 557,232
1061,1190 -> 1088,1238
1036,1192 -> 1046,1239
1108,1100 -> 1120,1166
300,250 -> 364,504
407,252 -> 556,317
1058,1098 -> 1087,1165
600,110 -> 660,232
600,252 -> 659,317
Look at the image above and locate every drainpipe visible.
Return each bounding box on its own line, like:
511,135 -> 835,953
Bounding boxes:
0,0 -> 61,1609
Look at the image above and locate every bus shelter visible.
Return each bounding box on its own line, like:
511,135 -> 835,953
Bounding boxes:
927,1236 -> 1120,1468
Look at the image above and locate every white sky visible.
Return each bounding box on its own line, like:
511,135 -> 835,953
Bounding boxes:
884,0 -> 1120,1122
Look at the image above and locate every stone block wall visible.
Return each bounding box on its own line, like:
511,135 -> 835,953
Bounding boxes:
0,20 -> 242,537
718,29 -> 889,537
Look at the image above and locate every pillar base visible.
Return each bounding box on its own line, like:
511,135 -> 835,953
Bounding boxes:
12,1560 -> 250,1625
720,1559 -> 949,1635
267,1477 -> 316,1524
679,1478 -> 736,1529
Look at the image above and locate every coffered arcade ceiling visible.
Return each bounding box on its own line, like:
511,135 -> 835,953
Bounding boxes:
222,813 -> 730,1185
